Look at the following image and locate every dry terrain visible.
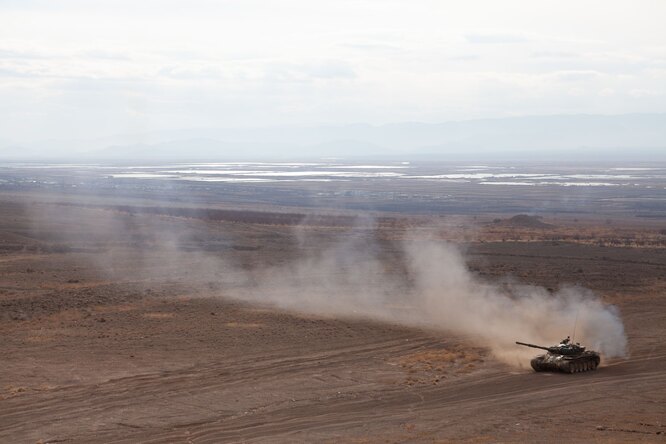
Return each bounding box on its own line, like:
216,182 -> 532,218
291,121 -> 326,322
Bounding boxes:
0,192 -> 665,443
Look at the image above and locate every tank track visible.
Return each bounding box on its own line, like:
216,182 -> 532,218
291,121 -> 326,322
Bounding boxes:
530,354 -> 600,373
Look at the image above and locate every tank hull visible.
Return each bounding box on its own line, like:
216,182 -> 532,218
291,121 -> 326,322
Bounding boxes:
530,351 -> 600,373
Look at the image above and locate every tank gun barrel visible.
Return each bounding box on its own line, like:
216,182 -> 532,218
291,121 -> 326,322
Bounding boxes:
515,341 -> 550,351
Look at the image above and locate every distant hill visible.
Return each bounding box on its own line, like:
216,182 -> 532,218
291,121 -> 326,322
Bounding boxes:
500,215 -> 555,229
2,113 -> 665,162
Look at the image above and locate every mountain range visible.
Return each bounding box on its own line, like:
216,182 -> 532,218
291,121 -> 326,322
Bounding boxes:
1,113 -> 664,162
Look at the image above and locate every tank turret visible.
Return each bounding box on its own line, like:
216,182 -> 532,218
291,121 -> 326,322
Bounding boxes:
516,340 -> 586,356
515,338 -> 600,373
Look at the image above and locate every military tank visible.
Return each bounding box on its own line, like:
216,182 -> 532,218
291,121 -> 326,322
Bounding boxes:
515,337 -> 600,373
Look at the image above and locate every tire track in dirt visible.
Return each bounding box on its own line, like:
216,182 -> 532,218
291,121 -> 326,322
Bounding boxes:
97,354 -> 666,443
0,336 -> 438,442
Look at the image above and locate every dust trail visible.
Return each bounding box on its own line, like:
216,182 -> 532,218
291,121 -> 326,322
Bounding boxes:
402,241 -> 627,366
241,228 -> 627,367
24,200 -> 627,367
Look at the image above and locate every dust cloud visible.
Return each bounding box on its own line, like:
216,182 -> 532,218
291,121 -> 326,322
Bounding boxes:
242,232 -> 627,367
402,241 -> 627,365
25,202 -> 628,367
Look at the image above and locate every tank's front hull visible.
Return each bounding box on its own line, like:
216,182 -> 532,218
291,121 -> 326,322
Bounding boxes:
530,352 -> 600,373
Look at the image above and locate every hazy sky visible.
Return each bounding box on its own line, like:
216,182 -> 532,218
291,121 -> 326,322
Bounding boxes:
1,0 -> 665,142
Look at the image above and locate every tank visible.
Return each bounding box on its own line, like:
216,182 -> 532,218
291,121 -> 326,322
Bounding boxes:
515,337 -> 600,373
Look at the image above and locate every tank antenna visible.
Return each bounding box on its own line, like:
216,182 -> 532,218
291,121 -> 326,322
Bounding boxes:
571,309 -> 580,343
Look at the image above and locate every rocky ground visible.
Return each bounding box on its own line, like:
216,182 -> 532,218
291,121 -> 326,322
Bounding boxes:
0,194 -> 665,443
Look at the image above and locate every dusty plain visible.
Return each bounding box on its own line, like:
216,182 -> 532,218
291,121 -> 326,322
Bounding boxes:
1,167 -> 665,443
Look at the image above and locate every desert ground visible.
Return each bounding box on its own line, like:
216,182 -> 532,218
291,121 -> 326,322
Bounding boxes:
1,176 -> 665,443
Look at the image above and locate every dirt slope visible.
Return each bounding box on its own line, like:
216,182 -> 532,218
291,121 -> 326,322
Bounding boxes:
0,199 -> 665,443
